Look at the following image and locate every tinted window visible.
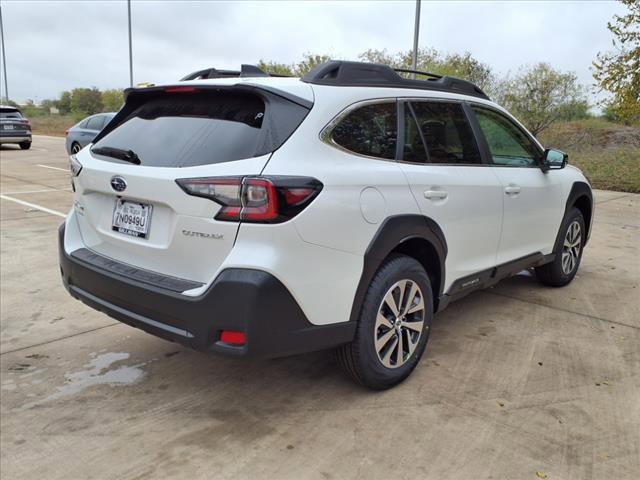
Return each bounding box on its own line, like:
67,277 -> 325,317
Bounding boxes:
0,108 -> 22,119
472,107 -> 540,166
86,115 -> 106,131
332,103 -> 397,159
403,105 -> 428,163
407,102 -> 481,164
93,92 -> 269,167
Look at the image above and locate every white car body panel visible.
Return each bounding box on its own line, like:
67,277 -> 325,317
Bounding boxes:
64,73 -> 591,330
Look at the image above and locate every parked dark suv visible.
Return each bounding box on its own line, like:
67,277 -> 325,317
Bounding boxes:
0,106 -> 32,150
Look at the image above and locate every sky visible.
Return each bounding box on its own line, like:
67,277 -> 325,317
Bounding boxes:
0,0 -> 626,105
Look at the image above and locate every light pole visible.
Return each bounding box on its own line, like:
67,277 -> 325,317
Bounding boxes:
127,0 -> 133,87
411,0 -> 421,78
0,6 -> 8,102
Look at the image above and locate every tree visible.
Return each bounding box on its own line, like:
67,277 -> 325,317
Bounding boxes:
257,60 -> 294,76
497,63 -> 587,136
56,91 -> 72,114
70,87 -> 103,115
358,48 -> 496,93
593,0 -> 640,124
101,89 -> 124,112
295,53 -> 332,76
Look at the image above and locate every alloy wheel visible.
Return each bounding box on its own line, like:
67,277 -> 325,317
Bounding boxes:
374,279 -> 426,369
561,220 -> 582,275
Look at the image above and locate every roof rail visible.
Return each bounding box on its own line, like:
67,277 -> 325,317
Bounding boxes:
181,64 -> 290,81
301,61 -> 489,100
393,68 -> 442,80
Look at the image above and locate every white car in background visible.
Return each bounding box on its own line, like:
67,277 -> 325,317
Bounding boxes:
59,61 -> 593,389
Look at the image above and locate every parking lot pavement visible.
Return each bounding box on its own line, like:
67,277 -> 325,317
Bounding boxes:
1,136 -> 639,479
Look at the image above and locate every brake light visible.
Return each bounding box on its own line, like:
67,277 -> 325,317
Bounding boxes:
176,176 -> 322,223
165,86 -> 197,93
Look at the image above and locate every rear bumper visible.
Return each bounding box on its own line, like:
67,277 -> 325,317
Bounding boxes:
58,224 -> 355,358
0,134 -> 31,143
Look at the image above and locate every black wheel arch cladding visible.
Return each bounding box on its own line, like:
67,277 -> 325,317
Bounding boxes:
555,181 -> 593,251
349,214 -> 447,323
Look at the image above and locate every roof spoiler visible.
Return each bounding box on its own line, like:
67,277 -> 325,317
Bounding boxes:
180,64 -> 290,81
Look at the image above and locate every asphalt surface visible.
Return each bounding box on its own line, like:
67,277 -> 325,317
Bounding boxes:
1,136 -> 639,480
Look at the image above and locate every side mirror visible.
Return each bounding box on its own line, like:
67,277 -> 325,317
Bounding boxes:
542,148 -> 568,172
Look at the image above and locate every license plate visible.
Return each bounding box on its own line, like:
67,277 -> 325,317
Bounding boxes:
4,124 -> 14,130
112,199 -> 152,238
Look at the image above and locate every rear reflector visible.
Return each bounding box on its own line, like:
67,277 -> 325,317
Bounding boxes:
176,176 -> 323,224
220,330 -> 246,346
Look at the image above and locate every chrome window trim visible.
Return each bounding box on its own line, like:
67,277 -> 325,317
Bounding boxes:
319,98 -> 399,163
319,95 -> 545,168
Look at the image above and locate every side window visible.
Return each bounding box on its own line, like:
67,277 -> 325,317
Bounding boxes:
472,107 -> 541,166
331,103 -> 397,160
86,115 -> 106,131
409,102 -> 481,165
403,105 -> 428,163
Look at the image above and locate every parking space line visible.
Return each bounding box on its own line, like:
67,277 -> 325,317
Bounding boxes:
0,194 -> 67,218
1,188 -> 72,195
37,164 -> 68,172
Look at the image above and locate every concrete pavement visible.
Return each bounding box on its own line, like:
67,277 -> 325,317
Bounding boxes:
1,136 -> 639,479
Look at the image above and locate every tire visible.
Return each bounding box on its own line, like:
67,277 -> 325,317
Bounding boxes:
535,207 -> 585,287
335,254 -> 433,390
71,142 -> 81,154
19,141 -> 31,150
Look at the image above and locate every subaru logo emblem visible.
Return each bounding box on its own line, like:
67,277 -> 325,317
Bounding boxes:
110,176 -> 127,192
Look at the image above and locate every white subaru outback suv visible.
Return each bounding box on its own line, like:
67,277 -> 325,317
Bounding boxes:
59,61 -> 593,389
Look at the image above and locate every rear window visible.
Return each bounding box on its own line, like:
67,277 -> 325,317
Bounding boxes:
92,91 -> 305,168
0,108 -> 22,119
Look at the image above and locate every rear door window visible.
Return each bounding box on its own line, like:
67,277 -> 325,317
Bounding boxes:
331,102 -> 397,160
86,115 -> 106,131
407,102 -> 481,165
92,90 -> 306,167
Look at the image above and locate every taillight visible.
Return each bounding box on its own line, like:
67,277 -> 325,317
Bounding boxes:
176,176 -> 322,223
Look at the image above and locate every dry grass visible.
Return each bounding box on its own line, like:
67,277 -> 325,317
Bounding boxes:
30,115 -> 77,137
539,119 -> 640,193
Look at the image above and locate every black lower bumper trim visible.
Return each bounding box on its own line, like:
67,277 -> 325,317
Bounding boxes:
59,224 -> 355,358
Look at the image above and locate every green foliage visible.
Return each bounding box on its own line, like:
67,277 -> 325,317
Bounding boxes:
101,89 -> 124,112
257,54 -> 333,76
256,60 -> 294,76
557,100 -> 592,122
358,48 -> 496,93
56,91 -> 72,114
593,0 -> 640,125
70,87 -> 103,116
295,53 -> 332,76
496,63 -> 586,136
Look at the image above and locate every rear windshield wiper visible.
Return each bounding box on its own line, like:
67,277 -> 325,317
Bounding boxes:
91,146 -> 141,165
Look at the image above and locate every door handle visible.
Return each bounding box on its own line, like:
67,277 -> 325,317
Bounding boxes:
504,185 -> 521,196
424,190 -> 448,200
